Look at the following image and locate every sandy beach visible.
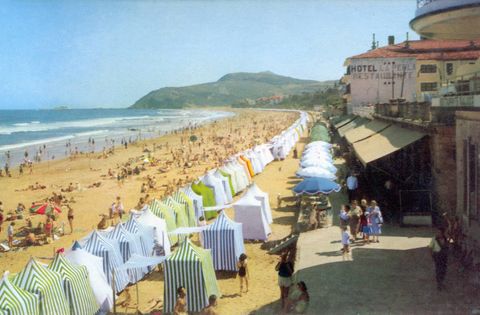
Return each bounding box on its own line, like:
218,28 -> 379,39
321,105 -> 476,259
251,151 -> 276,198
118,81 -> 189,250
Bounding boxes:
0,108 -> 305,314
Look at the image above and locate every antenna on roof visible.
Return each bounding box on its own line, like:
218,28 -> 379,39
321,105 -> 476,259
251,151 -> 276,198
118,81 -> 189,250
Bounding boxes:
405,32 -> 410,48
371,33 -> 377,50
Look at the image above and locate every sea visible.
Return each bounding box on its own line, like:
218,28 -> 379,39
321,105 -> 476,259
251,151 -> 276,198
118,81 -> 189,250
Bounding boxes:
0,108 -> 235,167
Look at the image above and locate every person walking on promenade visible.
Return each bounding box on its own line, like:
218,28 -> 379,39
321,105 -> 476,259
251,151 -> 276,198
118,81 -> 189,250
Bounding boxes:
237,253 -> 249,295
276,253 -> 294,309
429,228 -> 449,291
359,204 -> 370,243
349,200 -> 361,241
341,226 -> 350,259
346,172 -> 358,202
368,200 -> 383,243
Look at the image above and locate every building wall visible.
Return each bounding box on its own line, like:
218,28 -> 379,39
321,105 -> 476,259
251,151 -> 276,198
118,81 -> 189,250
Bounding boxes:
456,111 -> 480,246
348,57 -> 417,108
430,125 -> 457,217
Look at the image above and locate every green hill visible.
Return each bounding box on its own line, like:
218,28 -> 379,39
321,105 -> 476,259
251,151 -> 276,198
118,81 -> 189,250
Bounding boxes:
130,71 -> 335,109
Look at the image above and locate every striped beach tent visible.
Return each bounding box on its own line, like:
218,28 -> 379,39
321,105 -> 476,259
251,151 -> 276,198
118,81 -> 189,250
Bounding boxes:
123,215 -> 154,258
149,199 -> 178,245
13,258 -> 69,315
164,240 -> 220,313
172,190 -> 197,227
0,272 -> 39,315
82,230 -> 130,293
49,254 -> 99,315
182,186 -> 204,221
105,224 -> 148,283
165,197 -> 189,228
201,172 -> 228,207
202,211 -> 245,271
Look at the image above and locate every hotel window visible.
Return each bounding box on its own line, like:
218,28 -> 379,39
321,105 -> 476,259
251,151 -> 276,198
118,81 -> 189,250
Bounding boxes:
446,63 -> 453,76
420,64 -> 437,73
420,82 -> 438,92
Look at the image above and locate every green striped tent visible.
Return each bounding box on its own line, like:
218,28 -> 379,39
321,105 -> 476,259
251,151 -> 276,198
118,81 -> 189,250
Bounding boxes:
164,240 -> 220,313
49,254 -> 99,315
150,199 -> 178,245
0,272 -> 39,315
172,191 -> 197,227
13,259 -> 69,315
165,197 -> 189,228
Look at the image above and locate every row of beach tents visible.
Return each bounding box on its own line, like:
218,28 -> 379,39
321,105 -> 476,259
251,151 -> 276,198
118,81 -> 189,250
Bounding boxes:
0,110 -> 309,315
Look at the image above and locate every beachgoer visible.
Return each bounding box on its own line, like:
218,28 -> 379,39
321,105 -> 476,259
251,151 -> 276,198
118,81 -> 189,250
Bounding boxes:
276,253 -> 294,308
428,228 -> 449,290
174,286 -> 187,315
349,200 -> 361,241
346,173 -> 358,202
200,295 -> 218,315
113,196 -> 124,220
237,253 -> 249,295
341,226 -> 350,256
67,205 -> 74,234
284,281 -> 310,314
339,204 -> 350,229
7,222 -> 15,247
97,215 -> 108,230
368,200 -> 383,243
44,217 -> 53,239
359,204 -> 370,244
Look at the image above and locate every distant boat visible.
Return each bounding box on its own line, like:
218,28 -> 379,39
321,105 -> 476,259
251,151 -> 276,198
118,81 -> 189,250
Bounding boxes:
53,106 -> 69,110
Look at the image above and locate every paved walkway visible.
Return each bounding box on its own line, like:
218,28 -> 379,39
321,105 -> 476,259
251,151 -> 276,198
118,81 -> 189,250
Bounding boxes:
293,174 -> 479,314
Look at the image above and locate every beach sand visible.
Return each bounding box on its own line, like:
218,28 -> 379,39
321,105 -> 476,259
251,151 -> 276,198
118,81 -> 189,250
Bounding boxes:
0,108 -> 306,314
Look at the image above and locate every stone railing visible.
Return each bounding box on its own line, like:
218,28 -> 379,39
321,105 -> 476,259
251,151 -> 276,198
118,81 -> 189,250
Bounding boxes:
431,95 -> 480,107
375,101 -> 432,122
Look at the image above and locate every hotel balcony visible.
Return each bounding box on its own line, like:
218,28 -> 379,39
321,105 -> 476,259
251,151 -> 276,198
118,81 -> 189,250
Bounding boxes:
410,0 -> 480,39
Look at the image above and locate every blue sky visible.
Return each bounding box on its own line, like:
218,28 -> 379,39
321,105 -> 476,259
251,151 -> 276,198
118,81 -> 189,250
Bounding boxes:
0,0 -> 417,109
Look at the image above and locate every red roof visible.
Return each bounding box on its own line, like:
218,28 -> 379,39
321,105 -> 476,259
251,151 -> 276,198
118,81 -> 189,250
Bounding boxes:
350,39 -> 480,61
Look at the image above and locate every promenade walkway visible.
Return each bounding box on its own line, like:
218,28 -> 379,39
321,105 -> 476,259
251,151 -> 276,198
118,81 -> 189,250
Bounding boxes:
293,161 -> 479,314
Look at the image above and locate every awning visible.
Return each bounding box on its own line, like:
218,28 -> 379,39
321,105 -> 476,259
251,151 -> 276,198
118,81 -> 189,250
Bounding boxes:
338,117 -> 370,137
345,120 -> 391,144
352,125 -> 426,166
334,115 -> 356,129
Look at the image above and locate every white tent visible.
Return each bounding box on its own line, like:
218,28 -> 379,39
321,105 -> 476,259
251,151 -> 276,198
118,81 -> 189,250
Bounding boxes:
131,208 -> 171,255
245,183 -> 273,224
233,193 -> 271,240
201,172 -> 228,206
213,170 -> 233,203
65,242 -> 115,313
245,150 -> 262,174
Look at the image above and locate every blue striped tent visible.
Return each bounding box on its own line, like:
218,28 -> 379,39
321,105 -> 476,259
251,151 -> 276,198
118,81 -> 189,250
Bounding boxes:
48,254 -> 99,315
164,240 -> 220,313
182,186 -> 204,221
82,230 -> 130,293
202,211 -> 245,271
0,272 -> 39,315
172,190 -> 197,227
123,215 -> 154,258
150,199 -> 178,245
13,258 -> 69,315
106,224 -> 148,283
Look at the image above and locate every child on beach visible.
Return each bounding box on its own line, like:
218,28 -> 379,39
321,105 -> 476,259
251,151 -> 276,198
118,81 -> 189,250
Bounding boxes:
237,253 -> 249,295
341,226 -> 350,256
7,222 -> 15,248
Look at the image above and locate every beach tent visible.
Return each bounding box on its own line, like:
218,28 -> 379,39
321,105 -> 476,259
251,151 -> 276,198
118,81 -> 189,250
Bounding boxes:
237,157 -> 252,180
13,259 -> 69,315
164,240 -> 220,313
240,155 -> 255,177
201,211 -> 245,271
172,190 -> 197,227
105,224 -> 148,283
123,216 -> 155,258
246,183 -> 273,224
150,199 -> 178,245
233,193 -> 271,240
133,208 -> 171,255
182,186 -> 204,221
213,170 -> 233,202
191,181 -> 217,220
255,144 -> 274,167
65,243 -> 114,313
245,150 -> 263,174
49,254 -> 99,315
0,272 -> 39,315
165,197 -> 189,228
201,172 -> 228,207
216,169 -> 235,197
82,230 -> 130,293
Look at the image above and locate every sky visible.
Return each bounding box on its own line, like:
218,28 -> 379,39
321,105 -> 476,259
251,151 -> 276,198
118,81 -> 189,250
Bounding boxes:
0,0 -> 417,109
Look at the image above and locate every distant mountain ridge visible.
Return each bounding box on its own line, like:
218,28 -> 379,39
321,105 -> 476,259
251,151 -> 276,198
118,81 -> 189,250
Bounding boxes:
130,71 -> 335,109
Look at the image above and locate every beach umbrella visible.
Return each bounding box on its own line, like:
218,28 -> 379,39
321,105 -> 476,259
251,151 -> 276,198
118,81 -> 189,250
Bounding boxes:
293,177 -> 341,195
301,158 -> 336,170
296,167 -> 336,180
189,135 -> 198,142
29,203 -> 61,215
